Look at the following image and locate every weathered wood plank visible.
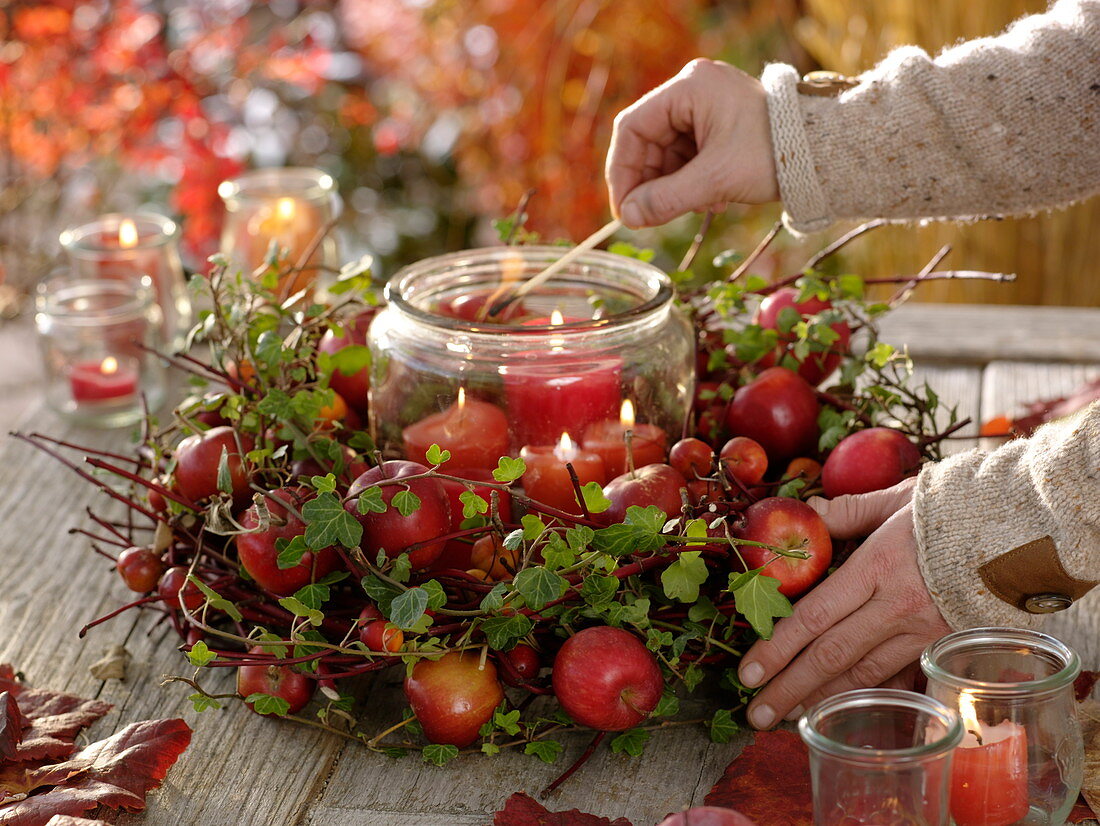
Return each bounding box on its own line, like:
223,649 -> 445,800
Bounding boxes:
978,361 -> 1100,669
880,303 -> 1100,363
906,364 -> 982,456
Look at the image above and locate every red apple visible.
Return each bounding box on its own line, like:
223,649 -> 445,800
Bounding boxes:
237,645 -> 315,716
499,644 -> 541,688
602,463 -> 687,524
754,287 -> 851,386
726,368 -> 820,463
469,534 -> 519,581
173,426 -> 254,504
658,808 -> 758,826
669,438 -> 714,480
347,461 -> 451,569
157,566 -> 204,612
783,457 -> 823,484
318,310 -> 376,413
552,626 -> 663,731
822,427 -> 922,498
237,487 -> 341,597
696,405 -> 726,443
735,497 -> 832,598
403,651 -> 504,747
116,546 -> 165,593
719,437 -> 768,485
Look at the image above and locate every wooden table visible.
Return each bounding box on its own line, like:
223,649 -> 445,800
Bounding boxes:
1,303 -> 1098,826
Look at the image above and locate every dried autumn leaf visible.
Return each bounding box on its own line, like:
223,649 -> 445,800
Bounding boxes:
9,689 -> 112,763
45,817 -> 111,826
0,693 -> 22,762
0,667 -> 22,698
493,793 -> 633,826
1076,670 -> 1099,702
703,730 -> 813,825
1068,797 -> 1098,823
1081,698 -> 1100,819
0,718 -> 191,825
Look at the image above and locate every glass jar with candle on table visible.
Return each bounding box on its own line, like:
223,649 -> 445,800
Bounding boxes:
920,627 -> 1084,826
59,213 -> 190,351
218,167 -> 340,301
35,275 -> 166,428
367,246 -> 695,511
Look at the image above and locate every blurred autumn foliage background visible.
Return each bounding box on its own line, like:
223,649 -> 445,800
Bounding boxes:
1,0 -> 1095,316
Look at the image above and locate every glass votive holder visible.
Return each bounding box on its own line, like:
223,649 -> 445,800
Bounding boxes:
218,167 -> 340,299
59,212 -> 191,351
921,627 -> 1083,826
799,688 -> 964,826
35,275 -> 166,428
367,246 -> 696,475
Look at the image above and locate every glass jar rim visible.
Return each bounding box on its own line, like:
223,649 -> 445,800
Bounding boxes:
384,246 -> 675,336
920,626 -> 1080,697
59,212 -> 180,253
798,688 -> 963,764
36,275 -> 155,326
218,166 -> 336,204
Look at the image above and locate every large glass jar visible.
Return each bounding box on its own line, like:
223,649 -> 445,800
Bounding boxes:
368,247 -> 695,477
218,167 -> 340,299
921,627 -> 1084,826
799,689 -> 964,826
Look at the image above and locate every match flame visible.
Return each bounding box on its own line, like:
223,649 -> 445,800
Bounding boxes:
554,431 -> 578,462
620,399 -> 636,430
501,252 -> 525,286
550,309 -> 564,326
118,219 -> 139,249
276,197 -> 297,222
101,356 -> 119,375
959,691 -> 982,739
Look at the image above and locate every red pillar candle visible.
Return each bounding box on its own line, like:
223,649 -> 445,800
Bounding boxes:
950,693 -> 1029,826
402,389 -> 510,471
582,399 -> 668,478
501,312 -> 621,447
520,433 -> 606,516
69,357 -> 139,403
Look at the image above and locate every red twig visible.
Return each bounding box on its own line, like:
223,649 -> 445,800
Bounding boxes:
542,730 -> 607,796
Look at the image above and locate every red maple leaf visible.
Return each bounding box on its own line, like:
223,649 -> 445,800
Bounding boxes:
703,731 -> 813,825
493,793 -> 633,826
0,718 -> 191,825
0,668 -> 22,698
8,689 -> 112,763
0,694 -> 22,763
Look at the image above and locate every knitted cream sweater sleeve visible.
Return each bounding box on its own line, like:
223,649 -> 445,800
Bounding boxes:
761,0 -> 1100,234
913,402 -> 1100,629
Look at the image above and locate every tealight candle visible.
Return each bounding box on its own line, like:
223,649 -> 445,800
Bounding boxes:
69,356 -> 139,403
402,388 -> 510,471
582,399 -> 668,478
520,432 -> 606,516
949,691 -> 1028,826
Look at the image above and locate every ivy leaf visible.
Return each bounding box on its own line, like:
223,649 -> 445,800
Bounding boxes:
541,532 -> 575,570
255,329 -> 284,366
866,341 -> 896,368
502,529 -> 524,551
524,740 -> 563,764
330,344 -> 371,376
653,693 -> 680,718
389,587 -> 429,630
310,473 -> 337,494
661,551 -> 709,603
420,579 -> 447,611
216,447 -> 233,495
356,486 -> 387,514
565,525 -> 595,552
391,490 -> 421,517
580,574 -> 618,606
459,490 -> 489,519
481,742 -> 500,756
776,477 -> 808,499
493,456 -> 526,483
728,570 -> 793,640
421,742 -> 459,766
494,709 -> 522,736
710,708 -> 740,743
521,514 -> 545,540
246,693 -> 291,716
425,443 -> 451,466
278,596 -> 324,626
513,567 -> 568,611
189,693 -> 222,712
302,492 -> 363,549
292,581 -> 332,611
185,640 -> 215,668
580,482 -> 612,514
609,727 -> 650,757
186,576 -> 243,622
275,535 -> 310,570
256,388 -> 295,421
479,582 -> 509,613
480,614 -> 534,650
361,575 -> 401,615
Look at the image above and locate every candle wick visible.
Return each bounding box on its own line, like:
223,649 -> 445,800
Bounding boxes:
625,428 -> 636,478
967,728 -> 984,746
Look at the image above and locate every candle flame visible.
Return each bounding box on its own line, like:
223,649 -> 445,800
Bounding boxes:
276,197 -> 297,222
101,356 -> 119,375
118,219 -> 139,249
620,399 -> 636,429
550,309 -> 564,326
457,386 -> 466,410
959,690 -> 982,738
554,431 -> 578,462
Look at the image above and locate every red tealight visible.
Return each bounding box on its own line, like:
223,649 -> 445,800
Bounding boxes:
520,434 -> 606,516
69,357 -> 139,403
438,292 -> 527,323
402,389 -> 510,471
581,400 -> 668,478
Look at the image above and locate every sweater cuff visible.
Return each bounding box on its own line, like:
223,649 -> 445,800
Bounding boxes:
760,63 -> 834,236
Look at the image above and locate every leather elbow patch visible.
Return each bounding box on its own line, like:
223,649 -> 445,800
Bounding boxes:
978,536 -> 1099,614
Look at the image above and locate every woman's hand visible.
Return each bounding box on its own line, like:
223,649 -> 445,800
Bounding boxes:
605,59 -> 779,228
736,479 -> 952,728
